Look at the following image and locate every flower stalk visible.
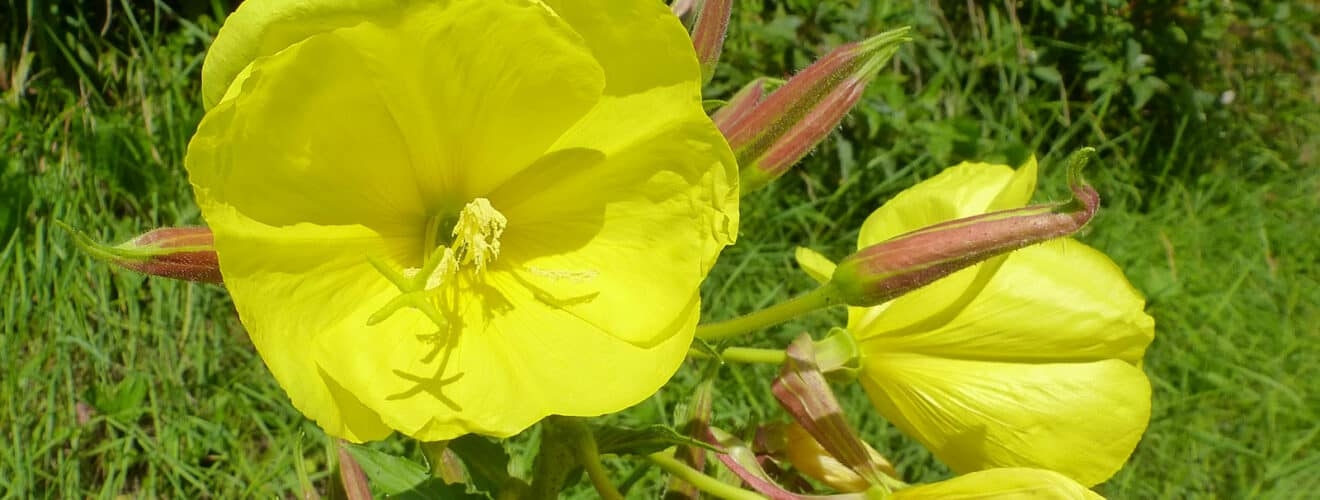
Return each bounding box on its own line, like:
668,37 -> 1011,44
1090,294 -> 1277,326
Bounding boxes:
695,284 -> 844,341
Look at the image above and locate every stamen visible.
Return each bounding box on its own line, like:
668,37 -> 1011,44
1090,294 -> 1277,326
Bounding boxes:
451,198 -> 507,274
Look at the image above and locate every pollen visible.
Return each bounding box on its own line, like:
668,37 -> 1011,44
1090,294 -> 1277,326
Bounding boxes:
451,198 -> 507,275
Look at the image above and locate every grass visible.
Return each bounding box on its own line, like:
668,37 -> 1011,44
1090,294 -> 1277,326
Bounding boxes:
3,0 -> 1318,497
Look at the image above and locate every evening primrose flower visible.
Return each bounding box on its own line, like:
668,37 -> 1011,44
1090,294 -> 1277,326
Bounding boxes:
798,158 -> 1153,485
187,0 -> 738,442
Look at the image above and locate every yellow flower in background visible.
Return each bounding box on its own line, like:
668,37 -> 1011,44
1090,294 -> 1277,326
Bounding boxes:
187,0 -> 738,442
798,158 -> 1153,485
894,468 -> 1104,500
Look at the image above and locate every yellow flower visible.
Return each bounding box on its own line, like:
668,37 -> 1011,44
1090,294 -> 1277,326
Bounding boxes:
894,468 -> 1104,500
187,0 -> 738,442
798,158 -> 1153,485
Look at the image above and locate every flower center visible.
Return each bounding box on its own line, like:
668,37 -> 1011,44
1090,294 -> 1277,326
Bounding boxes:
419,198 -> 508,286
369,199 -> 509,331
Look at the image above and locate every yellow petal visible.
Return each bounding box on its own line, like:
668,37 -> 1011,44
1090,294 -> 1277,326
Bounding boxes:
198,208 -> 409,442
858,239 -> 1154,365
894,468 -> 1104,499
794,247 -> 836,285
485,84 -> 736,348
318,282 -> 701,440
539,0 -> 701,95
849,158 -> 1037,335
200,0 -> 399,109
859,354 -> 1151,486
200,0 -> 606,205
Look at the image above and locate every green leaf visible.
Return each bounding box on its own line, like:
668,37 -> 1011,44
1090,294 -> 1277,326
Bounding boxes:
447,435 -> 511,496
342,445 -> 430,495
342,445 -> 483,499
592,424 -> 719,457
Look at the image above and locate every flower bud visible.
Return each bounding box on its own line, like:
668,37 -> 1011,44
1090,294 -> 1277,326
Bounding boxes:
830,149 -> 1100,307
784,422 -> 895,493
60,223 -> 222,284
773,335 -> 894,489
711,78 -> 768,133
723,28 -> 910,192
690,0 -> 733,83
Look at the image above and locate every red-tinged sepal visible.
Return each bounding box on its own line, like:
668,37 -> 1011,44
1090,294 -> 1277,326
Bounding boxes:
773,335 -> 898,491
712,78 -> 769,134
690,0 -> 733,83
59,222 -> 222,284
831,148 -> 1101,307
724,28 -> 910,193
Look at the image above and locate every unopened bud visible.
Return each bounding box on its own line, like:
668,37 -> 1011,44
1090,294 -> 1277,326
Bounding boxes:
785,422 -> 896,493
690,0 -> 733,83
59,223 -> 222,284
830,149 -> 1100,307
722,28 -> 910,192
774,335 -> 893,489
711,78 -> 768,133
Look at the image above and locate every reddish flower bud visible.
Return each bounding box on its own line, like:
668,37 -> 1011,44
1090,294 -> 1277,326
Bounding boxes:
711,78 -> 768,134
59,223 -> 222,284
722,28 -> 910,192
773,335 -> 894,489
830,149 -> 1101,307
690,0 -> 733,83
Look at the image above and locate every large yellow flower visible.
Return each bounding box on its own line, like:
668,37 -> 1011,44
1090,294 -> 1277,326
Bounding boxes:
800,159 -> 1153,485
186,0 -> 738,442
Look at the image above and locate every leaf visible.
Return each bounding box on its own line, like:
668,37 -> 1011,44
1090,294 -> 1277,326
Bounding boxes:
593,424 -> 720,456
342,445 -> 482,499
341,445 -> 430,495
447,435 -> 511,496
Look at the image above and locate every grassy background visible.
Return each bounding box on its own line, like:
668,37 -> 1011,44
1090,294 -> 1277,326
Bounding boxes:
2,0 -> 1317,497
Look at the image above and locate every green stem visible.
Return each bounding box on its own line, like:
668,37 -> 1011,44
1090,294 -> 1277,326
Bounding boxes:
720,347 -> 786,365
565,418 -> 623,500
647,452 -> 764,500
529,419 -> 577,500
696,285 -> 842,341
